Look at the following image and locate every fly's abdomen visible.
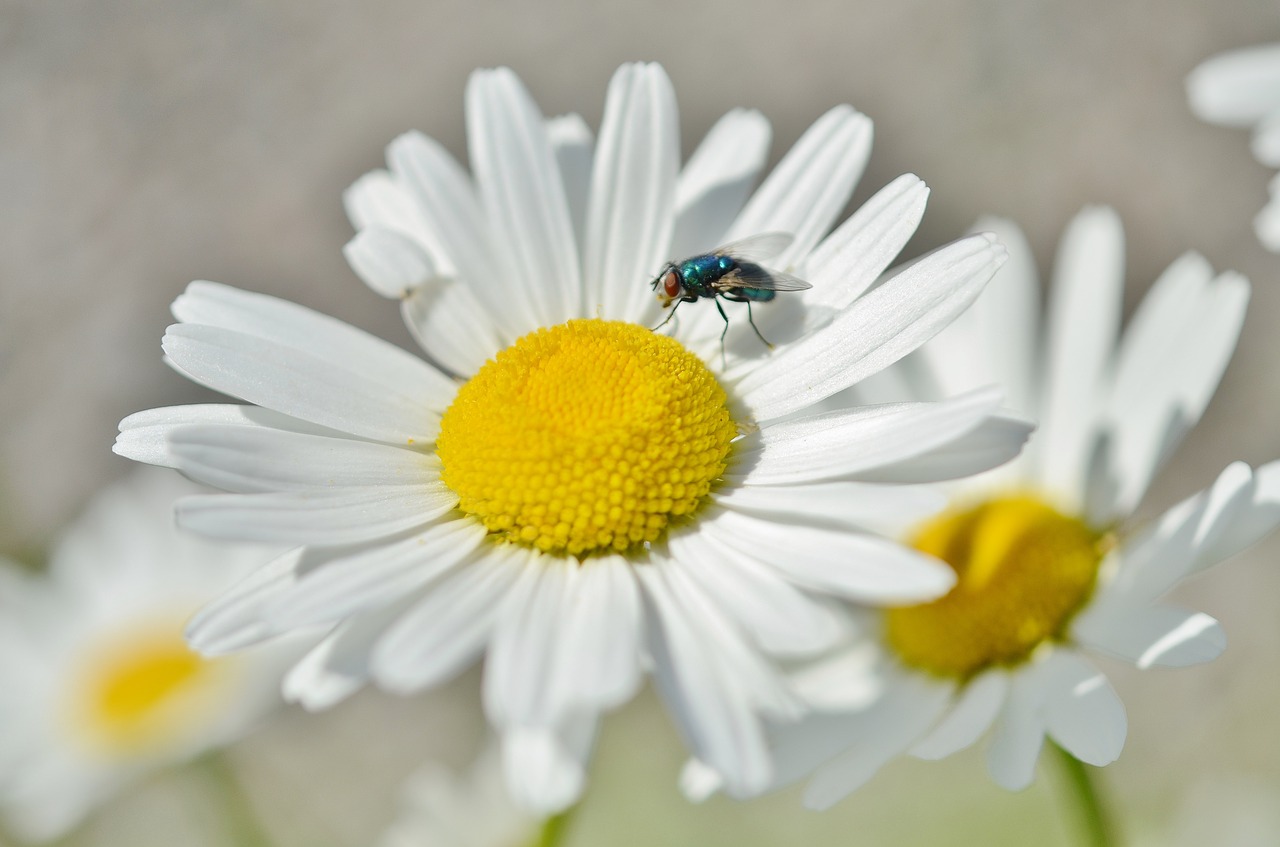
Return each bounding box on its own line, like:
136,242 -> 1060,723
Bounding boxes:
735,287 -> 777,302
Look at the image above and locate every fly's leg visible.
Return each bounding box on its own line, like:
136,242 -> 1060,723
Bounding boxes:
745,300 -> 774,350
651,300 -> 682,333
715,298 -> 731,369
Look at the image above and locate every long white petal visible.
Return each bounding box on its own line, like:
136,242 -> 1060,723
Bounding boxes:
1074,604 -> 1225,670
176,486 -> 453,545
582,62 -> 678,323
343,226 -> 437,299
726,105 -> 873,270
370,546 -> 528,693
1034,206 -> 1124,508
1187,43 -> 1280,126
732,387 -> 1004,485
698,508 -> 955,604
713,481 -> 946,536
115,404 -> 335,467
400,278 -> 506,378
734,233 -> 1006,423
985,669 -> 1047,791
468,67 -> 581,329
167,425 -> 437,493
547,113 -> 595,251
671,108 -> 771,259
163,323 -> 444,444
1041,652 -> 1126,767
910,671 -> 1008,760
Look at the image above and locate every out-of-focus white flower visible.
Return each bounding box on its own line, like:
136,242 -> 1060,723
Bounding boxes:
380,747 -> 544,847
687,206 -> 1280,808
116,63 -> 1030,813
0,469 -> 289,841
1188,43 -> 1280,250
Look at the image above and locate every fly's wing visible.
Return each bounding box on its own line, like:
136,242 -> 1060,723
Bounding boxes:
711,232 -> 794,265
715,260 -> 813,292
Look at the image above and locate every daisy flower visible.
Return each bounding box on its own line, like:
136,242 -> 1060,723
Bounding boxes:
115,63 -> 1028,812
379,746 -> 545,847
710,206 -> 1280,809
0,469 -> 287,841
1187,42 -> 1280,250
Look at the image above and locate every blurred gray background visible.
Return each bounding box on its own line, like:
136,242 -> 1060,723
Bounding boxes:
2,0 -> 1279,844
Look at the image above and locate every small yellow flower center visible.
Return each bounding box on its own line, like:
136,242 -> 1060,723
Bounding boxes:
67,621 -> 240,756
885,496 -> 1108,680
437,319 -> 737,556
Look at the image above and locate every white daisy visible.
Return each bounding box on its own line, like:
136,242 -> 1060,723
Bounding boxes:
708,206 -> 1280,809
114,63 -> 1029,812
1187,42 -> 1280,250
379,746 -> 545,847
0,469 -> 287,841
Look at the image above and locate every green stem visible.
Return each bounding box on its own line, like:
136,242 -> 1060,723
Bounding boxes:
532,807 -> 576,847
198,751 -> 276,847
1051,743 -> 1117,847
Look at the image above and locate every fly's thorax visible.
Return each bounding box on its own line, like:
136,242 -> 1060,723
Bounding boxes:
679,254 -> 736,294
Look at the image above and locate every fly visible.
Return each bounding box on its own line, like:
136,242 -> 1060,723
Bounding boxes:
650,233 -> 811,357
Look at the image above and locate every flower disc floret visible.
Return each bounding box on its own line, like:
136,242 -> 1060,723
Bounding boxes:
886,496 -> 1107,679
437,319 -> 737,556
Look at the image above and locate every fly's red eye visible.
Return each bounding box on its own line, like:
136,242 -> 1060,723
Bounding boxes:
662,270 -> 681,299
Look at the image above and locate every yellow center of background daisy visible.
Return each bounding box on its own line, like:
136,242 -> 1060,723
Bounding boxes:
437,319 -> 737,556
68,622 -> 238,756
885,496 -> 1107,680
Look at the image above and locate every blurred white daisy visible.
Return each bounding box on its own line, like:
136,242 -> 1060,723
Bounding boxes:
689,206 -> 1280,808
380,746 -> 545,847
0,469 -> 287,841
116,63 -> 1028,812
1187,42 -> 1280,250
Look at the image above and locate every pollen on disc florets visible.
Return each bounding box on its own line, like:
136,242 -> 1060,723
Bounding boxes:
436,319 -> 738,557
885,496 -> 1109,680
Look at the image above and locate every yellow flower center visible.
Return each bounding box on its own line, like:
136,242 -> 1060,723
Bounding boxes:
885,496 -> 1108,680
437,319 -> 737,556
67,620 -> 240,756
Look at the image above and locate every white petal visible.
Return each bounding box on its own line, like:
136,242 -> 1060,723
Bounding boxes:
283,623 -> 372,710
1101,257 -> 1249,517
582,62 -> 678,323
385,131 -> 499,285
1035,206 -> 1124,507
468,68 -> 581,329
167,424 -> 437,493
855,412 -> 1033,484
638,557 -> 799,797
1074,604 -> 1225,669
1251,108 -> 1280,166
916,216 -> 1040,416
713,481 -> 946,536
342,169 -> 435,249
788,641 -> 884,712
370,545 -> 528,693
1041,652 -> 1126,767
186,547 -> 306,654
698,508 -> 955,604
343,226 -> 437,299
115,404 -> 334,467
985,670 -> 1046,791
800,673 -> 952,809
547,113 -> 595,250
733,387 -> 1004,485
176,486 -> 453,545
734,233 -> 1006,423
802,174 -> 930,311
263,517 -> 487,629
401,277 -> 505,378
1256,173 -> 1280,252
727,105 -> 873,270
910,671 -> 1008,760
667,528 -> 846,657
1112,461 -> 1258,603
172,281 -> 455,412
502,722 -> 594,814
1199,459 -> 1280,563
1187,43 -> 1280,126
671,108 -> 772,258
